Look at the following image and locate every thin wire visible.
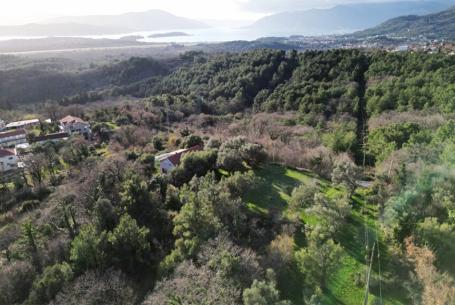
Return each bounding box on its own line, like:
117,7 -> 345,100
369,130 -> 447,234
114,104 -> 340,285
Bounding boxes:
376,225 -> 383,305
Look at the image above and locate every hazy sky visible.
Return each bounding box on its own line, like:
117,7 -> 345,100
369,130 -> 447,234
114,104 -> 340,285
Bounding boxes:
0,0 -> 418,25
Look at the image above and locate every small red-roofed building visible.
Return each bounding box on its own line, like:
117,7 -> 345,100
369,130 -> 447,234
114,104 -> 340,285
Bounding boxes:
0,148 -> 18,172
156,145 -> 202,174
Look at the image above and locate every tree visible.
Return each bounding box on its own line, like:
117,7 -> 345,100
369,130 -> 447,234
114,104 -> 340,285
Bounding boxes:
32,142 -> 61,183
94,198 -> 117,231
295,237 -> 343,289
50,269 -> 134,305
70,225 -> 106,272
240,143 -> 267,168
331,157 -> 360,196
138,153 -> 155,177
217,149 -> 245,173
25,153 -> 47,187
18,222 -> 42,272
143,261 -> 240,305
120,174 -> 170,241
405,237 -> 455,305
26,262 -> 73,305
107,214 -> 151,272
0,261 -> 36,305
172,150 -> 217,186
305,193 -> 351,233
289,182 -> 319,214
243,269 -> 292,305
182,134 -> 203,148
164,173 -> 246,270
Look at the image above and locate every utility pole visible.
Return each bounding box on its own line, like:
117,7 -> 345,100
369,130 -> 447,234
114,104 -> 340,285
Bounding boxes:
363,242 -> 376,305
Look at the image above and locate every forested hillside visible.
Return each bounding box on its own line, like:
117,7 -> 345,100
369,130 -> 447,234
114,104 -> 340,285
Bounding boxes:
1,49 -> 455,305
0,56 -> 182,107
355,6 -> 455,39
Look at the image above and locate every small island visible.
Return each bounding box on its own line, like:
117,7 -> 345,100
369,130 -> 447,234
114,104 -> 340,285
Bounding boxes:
119,35 -> 144,41
149,31 -> 191,38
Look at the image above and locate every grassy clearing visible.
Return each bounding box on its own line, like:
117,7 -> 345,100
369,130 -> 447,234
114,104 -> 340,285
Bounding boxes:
244,164 -> 407,305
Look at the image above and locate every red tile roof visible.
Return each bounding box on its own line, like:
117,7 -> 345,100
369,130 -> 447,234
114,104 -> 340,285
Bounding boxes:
0,129 -> 26,139
0,148 -> 16,158
166,145 -> 203,166
59,115 -> 86,125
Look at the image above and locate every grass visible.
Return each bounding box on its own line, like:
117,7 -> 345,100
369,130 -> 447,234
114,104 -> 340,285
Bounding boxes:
244,164 -> 408,305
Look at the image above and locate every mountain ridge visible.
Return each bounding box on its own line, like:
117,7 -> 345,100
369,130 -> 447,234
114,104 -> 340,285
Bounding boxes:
45,9 -> 209,31
249,1 -> 451,35
354,5 -> 455,39
0,10 -> 209,37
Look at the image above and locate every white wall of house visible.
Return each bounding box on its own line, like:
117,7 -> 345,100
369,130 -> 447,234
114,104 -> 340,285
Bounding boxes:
0,135 -> 28,148
0,154 -> 18,172
160,159 -> 176,174
60,122 -> 91,135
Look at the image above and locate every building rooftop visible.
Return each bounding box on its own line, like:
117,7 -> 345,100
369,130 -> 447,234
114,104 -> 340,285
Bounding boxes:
0,129 -> 26,140
5,119 -> 39,128
60,115 -> 86,125
0,148 -> 16,158
156,145 -> 202,165
34,132 -> 69,143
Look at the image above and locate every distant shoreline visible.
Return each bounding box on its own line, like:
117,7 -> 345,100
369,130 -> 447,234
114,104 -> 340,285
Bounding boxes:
149,32 -> 191,38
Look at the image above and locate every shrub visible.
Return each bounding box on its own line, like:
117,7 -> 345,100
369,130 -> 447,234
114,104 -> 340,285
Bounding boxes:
50,269 -> 134,305
0,261 -> 36,305
26,262 -> 73,305
289,182 -> 319,213
240,143 -> 267,168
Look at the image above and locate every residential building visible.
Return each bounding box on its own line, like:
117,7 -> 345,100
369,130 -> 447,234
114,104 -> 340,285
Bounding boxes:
156,145 -> 202,174
34,132 -> 69,145
5,119 -> 40,130
59,115 -> 91,137
0,129 -> 28,148
0,148 -> 18,172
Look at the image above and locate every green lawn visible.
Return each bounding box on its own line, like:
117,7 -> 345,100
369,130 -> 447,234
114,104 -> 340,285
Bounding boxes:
244,164 -> 408,305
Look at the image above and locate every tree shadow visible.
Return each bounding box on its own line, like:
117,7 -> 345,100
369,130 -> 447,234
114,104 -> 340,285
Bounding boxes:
245,164 -> 304,211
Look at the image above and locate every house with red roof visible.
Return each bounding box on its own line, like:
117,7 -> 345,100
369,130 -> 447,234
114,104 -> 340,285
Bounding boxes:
0,148 -> 18,172
156,145 -> 202,174
59,115 -> 91,137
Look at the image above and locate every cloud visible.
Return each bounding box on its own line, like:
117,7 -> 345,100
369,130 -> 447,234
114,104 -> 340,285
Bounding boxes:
236,0 -> 407,13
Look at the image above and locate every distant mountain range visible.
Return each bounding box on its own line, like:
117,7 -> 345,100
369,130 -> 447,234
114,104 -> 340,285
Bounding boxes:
249,1 -> 452,35
46,10 -> 208,31
354,6 -> 455,39
0,10 -> 208,37
0,23 -> 127,37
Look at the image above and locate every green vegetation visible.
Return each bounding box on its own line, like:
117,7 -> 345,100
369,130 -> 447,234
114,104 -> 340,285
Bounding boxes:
1,49 -> 455,305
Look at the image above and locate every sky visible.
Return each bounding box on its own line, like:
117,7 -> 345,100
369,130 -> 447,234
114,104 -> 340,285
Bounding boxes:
0,0 -> 418,25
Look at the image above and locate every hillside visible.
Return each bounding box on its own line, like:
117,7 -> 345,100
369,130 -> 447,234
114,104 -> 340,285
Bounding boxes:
355,6 -> 455,39
1,49 -> 455,305
249,1 -> 450,35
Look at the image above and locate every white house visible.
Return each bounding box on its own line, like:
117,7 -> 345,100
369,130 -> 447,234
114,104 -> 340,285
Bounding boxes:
156,145 -> 202,174
59,116 -> 91,137
0,148 -> 18,172
0,129 -> 28,148
5,119 -> 40,130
